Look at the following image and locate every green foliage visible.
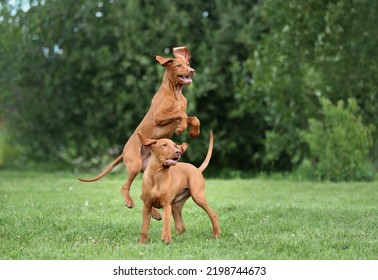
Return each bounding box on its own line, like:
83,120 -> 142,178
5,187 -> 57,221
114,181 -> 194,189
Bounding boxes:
238,0 -> 378,172
301,98 -> 375,181
1,0 -> 378,176
2,0 -> 163,163
0,0 -> 261,172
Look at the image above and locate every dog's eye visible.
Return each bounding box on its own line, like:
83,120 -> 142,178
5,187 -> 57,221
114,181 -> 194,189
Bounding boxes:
175,64 -> 182,68
162,143 -> 168,147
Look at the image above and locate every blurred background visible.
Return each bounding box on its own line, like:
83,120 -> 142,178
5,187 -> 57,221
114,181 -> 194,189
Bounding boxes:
1,0 -> 377,181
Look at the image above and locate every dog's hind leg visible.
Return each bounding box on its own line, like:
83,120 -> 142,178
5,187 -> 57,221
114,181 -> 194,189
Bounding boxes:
191,188 -> 221,238
121,156 -> 142,208
121,174 -> 137,208
172,200 -> 188,235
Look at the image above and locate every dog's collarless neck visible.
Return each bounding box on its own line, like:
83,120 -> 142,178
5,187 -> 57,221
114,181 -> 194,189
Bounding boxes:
174,88 -> 183,96
148,160 -> 170,175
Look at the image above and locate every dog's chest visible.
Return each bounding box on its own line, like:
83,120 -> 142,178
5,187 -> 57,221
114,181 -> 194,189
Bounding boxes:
148,184 -> 169,209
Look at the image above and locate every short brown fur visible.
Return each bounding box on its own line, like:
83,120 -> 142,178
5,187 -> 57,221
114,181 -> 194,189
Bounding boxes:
79,47 -> 200,217
138,131 -> 220,244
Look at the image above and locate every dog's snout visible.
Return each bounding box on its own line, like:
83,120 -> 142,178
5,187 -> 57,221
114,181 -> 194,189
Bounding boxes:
189,67 -> 195,74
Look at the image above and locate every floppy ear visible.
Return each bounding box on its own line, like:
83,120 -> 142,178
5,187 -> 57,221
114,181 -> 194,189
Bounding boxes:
173,46 -> 191,61
155,55 -> 174,67
137,132 -> 157,146
179,143 -> 189,154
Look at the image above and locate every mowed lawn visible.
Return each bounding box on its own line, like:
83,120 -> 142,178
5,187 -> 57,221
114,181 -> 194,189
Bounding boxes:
0,170 -> 377,260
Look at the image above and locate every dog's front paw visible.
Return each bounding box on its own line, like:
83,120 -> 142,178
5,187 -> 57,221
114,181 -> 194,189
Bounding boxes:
161,234 -> 172,244
139,234 -> 148,244
175,125 -> 186,135
189,126 -> 200,138
175,127 -> 184,135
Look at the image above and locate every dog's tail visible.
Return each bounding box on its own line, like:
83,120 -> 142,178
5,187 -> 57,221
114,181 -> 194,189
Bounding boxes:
78,154 -> 123,182
198,131 -> 213,173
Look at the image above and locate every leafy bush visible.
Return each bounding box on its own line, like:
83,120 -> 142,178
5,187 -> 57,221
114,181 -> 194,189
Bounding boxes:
301,98 -> 375,181
238,0 -> 378,171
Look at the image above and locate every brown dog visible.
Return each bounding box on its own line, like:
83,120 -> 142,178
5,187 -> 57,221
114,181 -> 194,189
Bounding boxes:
79,47 -> 200,214
138,131 -> 220,244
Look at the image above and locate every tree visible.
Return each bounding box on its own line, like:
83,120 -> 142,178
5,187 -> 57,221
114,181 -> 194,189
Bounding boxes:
1,0 -> 262,173
1,0 -> 378,177
238,0 -> 378,172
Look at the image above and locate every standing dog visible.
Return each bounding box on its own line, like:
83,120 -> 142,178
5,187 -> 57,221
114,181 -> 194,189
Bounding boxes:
79,47 -> 200,214
138,131 -> 220,244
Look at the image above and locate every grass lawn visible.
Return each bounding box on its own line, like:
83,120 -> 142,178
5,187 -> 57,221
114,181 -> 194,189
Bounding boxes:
0,170 -> 377,260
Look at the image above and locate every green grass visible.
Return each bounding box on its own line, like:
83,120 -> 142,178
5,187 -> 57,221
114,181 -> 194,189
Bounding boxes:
1,170 -> 377,260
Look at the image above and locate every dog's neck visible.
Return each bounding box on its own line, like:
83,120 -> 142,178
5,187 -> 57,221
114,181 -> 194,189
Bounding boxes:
144,156 -> 172,190
147,155 -> 171,176
162,71 -> 184,96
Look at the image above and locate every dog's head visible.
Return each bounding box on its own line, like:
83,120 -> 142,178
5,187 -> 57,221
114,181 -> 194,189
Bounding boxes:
138,132 -> 188,167
155,46 -> 195,86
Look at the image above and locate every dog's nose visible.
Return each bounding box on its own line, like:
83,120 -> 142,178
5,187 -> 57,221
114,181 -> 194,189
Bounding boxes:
189,68 -> 195,75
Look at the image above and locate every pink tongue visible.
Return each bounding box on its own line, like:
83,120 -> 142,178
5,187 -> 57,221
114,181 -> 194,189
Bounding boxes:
181,77 -> 192,83
165,159 -> 177,166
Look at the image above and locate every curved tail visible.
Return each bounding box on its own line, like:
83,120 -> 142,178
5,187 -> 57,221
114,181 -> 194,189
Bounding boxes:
198,131 -> 213,173
78,154 -> 123,182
